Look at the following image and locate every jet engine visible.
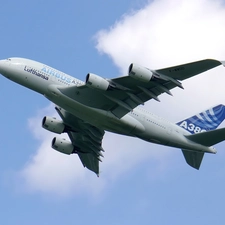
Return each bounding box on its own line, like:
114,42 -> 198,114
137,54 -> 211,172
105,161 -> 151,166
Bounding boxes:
51,137 -> 74,155
42,116 -> 65,134
128,63 -> 154,82
86,73 -> 110,91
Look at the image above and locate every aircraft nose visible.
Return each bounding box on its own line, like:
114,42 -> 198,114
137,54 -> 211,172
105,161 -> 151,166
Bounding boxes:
0,60 -> 4,68
0,59 -> 10,75
0,60 -> 5,74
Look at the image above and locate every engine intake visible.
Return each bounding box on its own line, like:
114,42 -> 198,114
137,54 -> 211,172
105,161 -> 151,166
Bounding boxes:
51,137 -> 74,155
128,63 -> 154,82
42,116 -> 65,134
86,73 -> 110,91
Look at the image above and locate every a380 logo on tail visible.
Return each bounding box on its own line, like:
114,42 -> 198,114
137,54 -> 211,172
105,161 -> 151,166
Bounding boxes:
179,121 -> 206,133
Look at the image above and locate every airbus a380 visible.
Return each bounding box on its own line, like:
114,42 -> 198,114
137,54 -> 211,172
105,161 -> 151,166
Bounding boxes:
0,57 -> 225,175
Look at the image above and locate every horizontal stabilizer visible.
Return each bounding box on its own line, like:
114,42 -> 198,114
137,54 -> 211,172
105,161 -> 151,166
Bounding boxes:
182,149 -> 204,169
185,127 -> 225,146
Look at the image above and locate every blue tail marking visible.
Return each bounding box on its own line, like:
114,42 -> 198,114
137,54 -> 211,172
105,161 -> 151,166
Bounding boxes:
176,104 -> 225,134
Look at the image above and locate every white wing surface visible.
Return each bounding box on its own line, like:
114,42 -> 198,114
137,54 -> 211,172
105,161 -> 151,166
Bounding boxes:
58,59 -> 222,118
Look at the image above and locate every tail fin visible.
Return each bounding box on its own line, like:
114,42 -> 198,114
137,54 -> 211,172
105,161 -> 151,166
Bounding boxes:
176,104 -> 225,134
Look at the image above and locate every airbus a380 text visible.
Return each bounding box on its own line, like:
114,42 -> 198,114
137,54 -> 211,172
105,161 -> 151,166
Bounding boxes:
0,57 -> 225,175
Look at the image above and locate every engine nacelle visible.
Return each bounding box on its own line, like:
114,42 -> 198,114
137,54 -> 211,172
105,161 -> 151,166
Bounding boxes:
51,137 -> 74,155
86,73 -> 110,91
128,63 -> 154,82
42,116 -> 65,134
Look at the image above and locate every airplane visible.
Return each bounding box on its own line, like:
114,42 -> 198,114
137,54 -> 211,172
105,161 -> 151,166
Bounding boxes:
0,57 -> 225,176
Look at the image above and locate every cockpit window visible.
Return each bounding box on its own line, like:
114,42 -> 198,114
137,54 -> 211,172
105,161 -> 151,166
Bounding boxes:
7,58 -> 11,61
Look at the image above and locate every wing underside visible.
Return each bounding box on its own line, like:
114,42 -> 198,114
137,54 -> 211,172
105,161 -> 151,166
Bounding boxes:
55,106 -> 105,175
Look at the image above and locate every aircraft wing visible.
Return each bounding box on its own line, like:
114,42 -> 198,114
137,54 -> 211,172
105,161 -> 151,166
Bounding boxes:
58,59 -> 222,118
55,106 -> 105,175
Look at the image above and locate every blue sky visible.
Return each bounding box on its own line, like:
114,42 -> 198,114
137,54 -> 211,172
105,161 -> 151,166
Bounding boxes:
1,0 -> 225,224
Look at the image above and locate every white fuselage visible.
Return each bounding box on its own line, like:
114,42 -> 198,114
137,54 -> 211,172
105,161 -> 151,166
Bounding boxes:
0,58 -> 216,154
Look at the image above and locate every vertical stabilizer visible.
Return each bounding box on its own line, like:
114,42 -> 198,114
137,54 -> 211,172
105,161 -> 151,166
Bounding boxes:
177,104 -> 225,134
